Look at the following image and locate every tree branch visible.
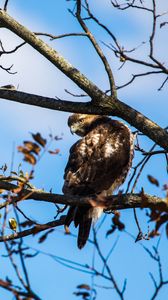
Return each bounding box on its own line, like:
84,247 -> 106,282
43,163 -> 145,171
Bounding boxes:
0,217 -> 66,243
0,278 -> 41,300
0,88 -> 168,151
76,0 -> 117,97
0,180 -> 167,213
34,31 -> 87,40
0,10 -> 168,150
0,9 -> 103,100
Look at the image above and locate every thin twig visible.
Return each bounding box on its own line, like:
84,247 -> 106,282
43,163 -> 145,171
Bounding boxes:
76,0 -> 117,97
0,217 -> 66,242
93,228 -> 125,300
3,0 -> 10,11
34,31 -> 87,40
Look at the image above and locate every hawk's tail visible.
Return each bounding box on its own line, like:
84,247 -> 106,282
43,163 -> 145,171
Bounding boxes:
64,206 -> 103,249
77,208 -> 92,249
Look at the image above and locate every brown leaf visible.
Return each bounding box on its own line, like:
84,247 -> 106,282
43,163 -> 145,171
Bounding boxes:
106,226 -> 116,237
31,133 -> 46,147
163,184 -> 168,191
24,153 -> 36,165
77,284 -> 91,291
155,213 -> 168,231
0,164 -> 8,172
24,253 -> 38,259
20,220 -> 34,228
23,141 -> 41,155
74,292 -> 90,299
55,135 -> 63,141
48,149 -> 60,155
38,229 -> 54,243
17,146 -> 29,155
147,175 -> 159,187
112,212 -> 125,231
148,230 -> 160,238
149,209 -> 161,222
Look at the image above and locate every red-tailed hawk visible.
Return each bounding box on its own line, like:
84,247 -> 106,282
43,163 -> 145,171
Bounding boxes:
63,114 -> 134,249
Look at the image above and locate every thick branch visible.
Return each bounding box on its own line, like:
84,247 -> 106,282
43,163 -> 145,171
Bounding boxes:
0,89 -> 168,151
0,180 -> 167,213
0,10 -> 168,150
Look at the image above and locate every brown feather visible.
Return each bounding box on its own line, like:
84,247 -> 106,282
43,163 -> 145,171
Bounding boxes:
63,115 -> 134,249
77,209 -> 92,249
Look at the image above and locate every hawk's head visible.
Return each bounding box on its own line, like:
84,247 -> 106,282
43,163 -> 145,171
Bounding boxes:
68,113 -> 105,136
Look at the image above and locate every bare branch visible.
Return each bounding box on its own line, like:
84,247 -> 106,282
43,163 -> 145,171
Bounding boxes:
0,217 -> 66,242
111,0 -> 153,13
3,0 -> 10,11
0,9 -> 103,100
0,179 -> 167,213
117,71 -> 163,90
143,150 -> 168,156
0,63 -> 16,74
158,76 -> 168,91
0,278 -> 41,300
93,228 -> 124,300
84,1 -> 121,51
0,41 -> 26,55
34,31 -> 87,40
0,11 -> 168,150
76,0 -> 117,96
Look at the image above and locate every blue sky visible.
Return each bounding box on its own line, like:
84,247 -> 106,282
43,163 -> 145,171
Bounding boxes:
0,1 -> 168,299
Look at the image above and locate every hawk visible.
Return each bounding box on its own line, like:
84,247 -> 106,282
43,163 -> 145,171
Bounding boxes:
63,114 -> 134,249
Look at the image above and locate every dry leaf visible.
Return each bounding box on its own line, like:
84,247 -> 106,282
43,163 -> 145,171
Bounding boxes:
106,226 -> 116,237
9,218 -> 17,231
31,133 -> 46,147
24,153 -> 36,165
148,230 -> 160,238
23,141 -> 41,155
147,175 -> 159,187
77,284 -> 91,291
74,292 -> 90,299
48,149 -> 60,155
17,146 -> 29,155
112,212 -> 125,231
38,229 -> 54,243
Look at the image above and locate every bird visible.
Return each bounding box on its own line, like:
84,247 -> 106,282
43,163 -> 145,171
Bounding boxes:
63,113 -> 135,249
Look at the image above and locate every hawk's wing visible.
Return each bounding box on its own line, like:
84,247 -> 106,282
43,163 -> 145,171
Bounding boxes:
63,119 -> 134,249
63,120 -> 132,196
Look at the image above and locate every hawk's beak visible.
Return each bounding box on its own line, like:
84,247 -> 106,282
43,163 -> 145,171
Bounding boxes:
70,128 -> 74,135
70,126 -> 76,135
